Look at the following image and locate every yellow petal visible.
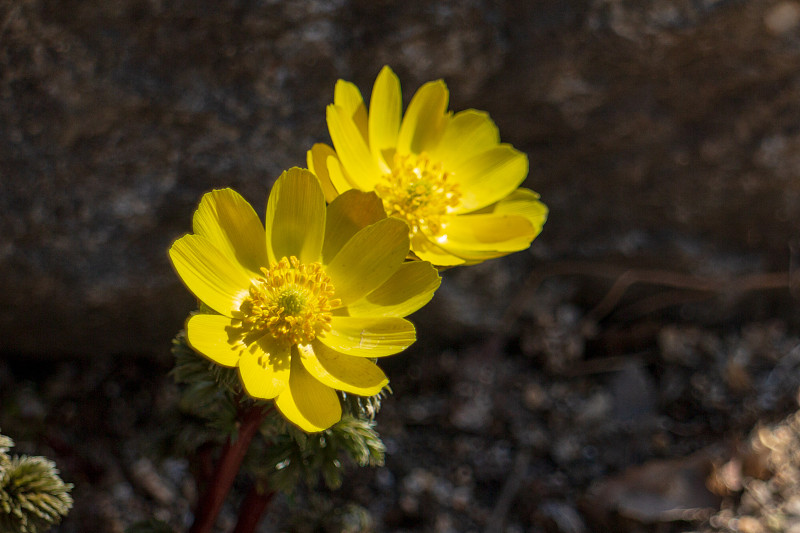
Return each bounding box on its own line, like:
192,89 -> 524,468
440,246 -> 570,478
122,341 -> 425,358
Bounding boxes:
275,355 -> 342,432
322,190 -> 386,265
396,80 -> 449,154
369,66 -> 402,170
451,145 -> 529,211
443,213 -> 537,250
186,313 -> 247,367
307,144 -> 341,203
409,232 -> 465,267
326,153 -> 358,193
487,188 -> 548,233
191,189 -> 266,277
431,109 -> 500,168
169,234 -> 252,316
320,316 -> 416,357
434,213 -> 539,264
298,342 -> 388,396
327,104 -> 381,189
334,79 -> 369,143
237,338 -> 291,400
264,168 -> 326,265
347,260 -> 441,317
325,217 -> 409,305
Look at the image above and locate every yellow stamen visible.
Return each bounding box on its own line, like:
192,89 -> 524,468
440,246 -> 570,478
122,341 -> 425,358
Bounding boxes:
238,256 -> 340,346
375,152 -> 461,236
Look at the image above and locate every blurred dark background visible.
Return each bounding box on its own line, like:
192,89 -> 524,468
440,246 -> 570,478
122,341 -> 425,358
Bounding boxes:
3,0 -> 800,358
6,2 -> 800,532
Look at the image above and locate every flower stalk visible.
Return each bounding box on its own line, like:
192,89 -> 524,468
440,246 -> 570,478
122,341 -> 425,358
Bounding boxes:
232,485 -> 275,533
188,404 -> 270,533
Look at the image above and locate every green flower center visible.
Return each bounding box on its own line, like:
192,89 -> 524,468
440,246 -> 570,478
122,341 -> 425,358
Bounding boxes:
276,288 -> 306,316
375,152 -> 461,237
238,256 -> 339,346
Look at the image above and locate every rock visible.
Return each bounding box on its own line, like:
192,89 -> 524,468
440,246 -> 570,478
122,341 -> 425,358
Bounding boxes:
764,2 -> 800,35
4,0 -> 800,357
0,0 -> 506,357
737,515 -> 766,533
585,447 -> 723,524
609,362 -> 656,424
129,458 -> 176,507
537,500 -> 588,533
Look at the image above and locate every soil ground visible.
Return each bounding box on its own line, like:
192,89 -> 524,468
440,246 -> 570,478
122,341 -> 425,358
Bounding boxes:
3,259 -> 800,533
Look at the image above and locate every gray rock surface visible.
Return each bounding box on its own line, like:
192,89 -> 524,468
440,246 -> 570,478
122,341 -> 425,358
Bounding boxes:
2,0 -> 799,356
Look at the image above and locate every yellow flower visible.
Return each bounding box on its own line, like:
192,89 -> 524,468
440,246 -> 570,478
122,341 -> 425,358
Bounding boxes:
169,168 -> 440,432
308,65 -> 548,267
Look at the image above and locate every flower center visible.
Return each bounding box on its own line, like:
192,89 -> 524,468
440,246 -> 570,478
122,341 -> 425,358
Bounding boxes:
238,256 -> 339,346
375,152 -> 461,236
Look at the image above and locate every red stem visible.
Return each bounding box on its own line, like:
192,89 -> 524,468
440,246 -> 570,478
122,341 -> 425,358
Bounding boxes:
232,484 -> 275,533
188,404 -> 269,533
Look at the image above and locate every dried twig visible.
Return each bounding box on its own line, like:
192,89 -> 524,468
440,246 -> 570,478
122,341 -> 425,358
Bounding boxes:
484,448 -> 531,533
504,262 -> 792,328
586,270 -> 790,322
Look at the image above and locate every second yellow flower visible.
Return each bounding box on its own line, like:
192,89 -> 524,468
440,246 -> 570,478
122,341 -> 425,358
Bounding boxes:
308,65 -> 548,267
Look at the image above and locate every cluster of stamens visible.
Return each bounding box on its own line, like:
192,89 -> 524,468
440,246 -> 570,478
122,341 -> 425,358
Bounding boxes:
237,256 -> 339,346
375,152 -> 461,236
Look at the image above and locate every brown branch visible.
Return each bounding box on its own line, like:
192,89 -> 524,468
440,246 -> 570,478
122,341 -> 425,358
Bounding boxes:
188,404 -> 270,533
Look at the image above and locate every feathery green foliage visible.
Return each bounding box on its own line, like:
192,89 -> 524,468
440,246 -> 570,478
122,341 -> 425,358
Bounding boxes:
342,389 -> 388,421
0,435 -> 13,468
256,413 -> 385,493
0,431 -> 73,533
171,331 -> 242,442
289,494 -> 374,533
